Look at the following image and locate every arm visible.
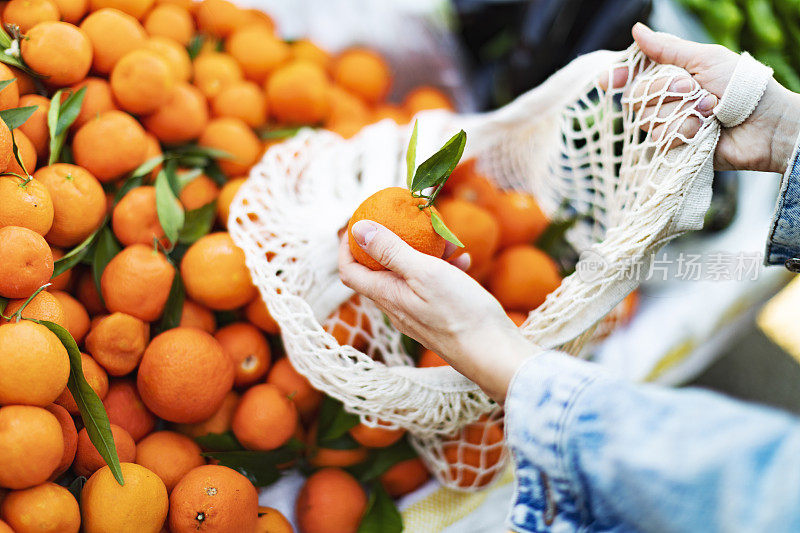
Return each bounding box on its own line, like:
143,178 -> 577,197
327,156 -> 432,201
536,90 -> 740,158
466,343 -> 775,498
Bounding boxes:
506,351 -> 800,532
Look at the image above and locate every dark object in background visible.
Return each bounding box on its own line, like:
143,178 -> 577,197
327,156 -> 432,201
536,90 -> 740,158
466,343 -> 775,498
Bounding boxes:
704,171 -> 740,234
453,0 -> 652,109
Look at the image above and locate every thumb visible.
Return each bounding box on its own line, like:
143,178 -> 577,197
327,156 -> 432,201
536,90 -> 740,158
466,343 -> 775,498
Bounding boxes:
350,220 -> 427,277
632,23 -> 702,71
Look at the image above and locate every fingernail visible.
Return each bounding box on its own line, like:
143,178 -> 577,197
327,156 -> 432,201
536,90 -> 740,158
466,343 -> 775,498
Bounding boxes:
634,22 -> 653,35
697,93 -> 717,112
669,78 -> 693,93
351,220 -> 378,247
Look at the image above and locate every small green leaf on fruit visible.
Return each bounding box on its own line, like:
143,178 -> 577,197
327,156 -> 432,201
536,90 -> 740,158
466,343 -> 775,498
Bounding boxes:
178,201 -> 216,244
52,228 -> 98,278
91,224 -> 121,299
410,129 -> 466,193
406,119 -> 418,189
157,267 -> 184,332
195,431 -> 243,452
0,105 -> 37,130
430,211 -> 463,248
38,320 -> 124,485
155,169 -> 186,246
357,482 -> 403,533
48,87 -> 86,165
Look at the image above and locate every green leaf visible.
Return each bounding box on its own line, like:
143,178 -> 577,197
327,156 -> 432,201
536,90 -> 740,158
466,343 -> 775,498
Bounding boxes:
113,175 -> 144,204
202,439 -> 304,487
187,34 -> 206,59
178,201 -> 216,244
48,87 -> 86,165
8,129 -> 28,176
348,438 -> 417,482
158,267 -> 184,332
317,396 -> 360,444
175,168 -> 204,191
204,159 -> 227,186
52,228 -> 98,279
0,79 -> 14,92
132,154 -> 165,179
195,431 -> 243,452
38,320 -> 124,485
91,225 -> 121,298
405,120 -> 418,189
410,129 -> 466,193
0,55 -> 28,73
68,476 -> 87,503
0,297 -> 8,314
357,483 -> 403,533
430,211 -> 463,248
168,144 -> 233,160
258,126 -> 303,140
0,105 -> 37,130
113,155 -> 164,204
155,169 -> 185,246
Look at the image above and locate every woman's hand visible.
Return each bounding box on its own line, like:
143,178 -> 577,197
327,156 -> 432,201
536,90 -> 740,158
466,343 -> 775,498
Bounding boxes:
630,23 -> 800,174
338,219 -> 537,403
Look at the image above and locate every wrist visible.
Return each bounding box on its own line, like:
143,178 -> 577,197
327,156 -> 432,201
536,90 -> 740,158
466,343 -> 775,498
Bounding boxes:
450,318 -> 541,404
767,83 -> 800,174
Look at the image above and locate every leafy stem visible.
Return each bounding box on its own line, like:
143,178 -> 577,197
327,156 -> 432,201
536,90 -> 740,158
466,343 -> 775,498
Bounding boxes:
2,283 -> 51,322
404,125 -> 467,247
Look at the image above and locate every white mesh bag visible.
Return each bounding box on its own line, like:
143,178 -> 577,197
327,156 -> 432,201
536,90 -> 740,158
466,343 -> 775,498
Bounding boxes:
228,44 -> 772,490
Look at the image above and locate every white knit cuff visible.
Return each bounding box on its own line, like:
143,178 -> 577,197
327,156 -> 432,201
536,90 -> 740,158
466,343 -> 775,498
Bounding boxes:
713,52 -> 773,128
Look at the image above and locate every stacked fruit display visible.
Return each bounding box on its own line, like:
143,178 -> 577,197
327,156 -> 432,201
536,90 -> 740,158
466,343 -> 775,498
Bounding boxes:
0,0 -> 636,531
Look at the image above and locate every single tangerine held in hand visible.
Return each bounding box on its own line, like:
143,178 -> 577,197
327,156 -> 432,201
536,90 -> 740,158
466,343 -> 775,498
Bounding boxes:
347,187 -> 446,271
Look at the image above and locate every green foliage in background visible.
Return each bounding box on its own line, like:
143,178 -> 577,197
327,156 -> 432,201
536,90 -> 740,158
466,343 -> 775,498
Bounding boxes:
678,0 -> 800,91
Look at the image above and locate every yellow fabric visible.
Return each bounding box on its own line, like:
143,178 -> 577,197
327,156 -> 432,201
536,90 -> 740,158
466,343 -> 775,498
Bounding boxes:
401,467 -> 514,532
758,275 -> 800,362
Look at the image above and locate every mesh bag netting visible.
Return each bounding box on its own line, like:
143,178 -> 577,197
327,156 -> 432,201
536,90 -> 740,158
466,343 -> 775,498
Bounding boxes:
228,44 -> 768,490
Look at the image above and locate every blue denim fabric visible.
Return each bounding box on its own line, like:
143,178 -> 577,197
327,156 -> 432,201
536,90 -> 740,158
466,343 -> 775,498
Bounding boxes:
766,133 -> 800,266
505,351 -> 800,532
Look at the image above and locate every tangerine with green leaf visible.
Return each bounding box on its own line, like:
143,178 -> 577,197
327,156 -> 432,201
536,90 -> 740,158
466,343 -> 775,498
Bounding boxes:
347,126 -> 466,270
1,290 -> 67,328
54,352 -> 108,414
74,423 -> 136,477
5,129 -> 38,178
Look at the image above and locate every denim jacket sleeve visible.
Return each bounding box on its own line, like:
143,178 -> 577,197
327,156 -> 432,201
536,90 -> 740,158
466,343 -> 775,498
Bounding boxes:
504,351 -> 800,533
766,130 -> 800,267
